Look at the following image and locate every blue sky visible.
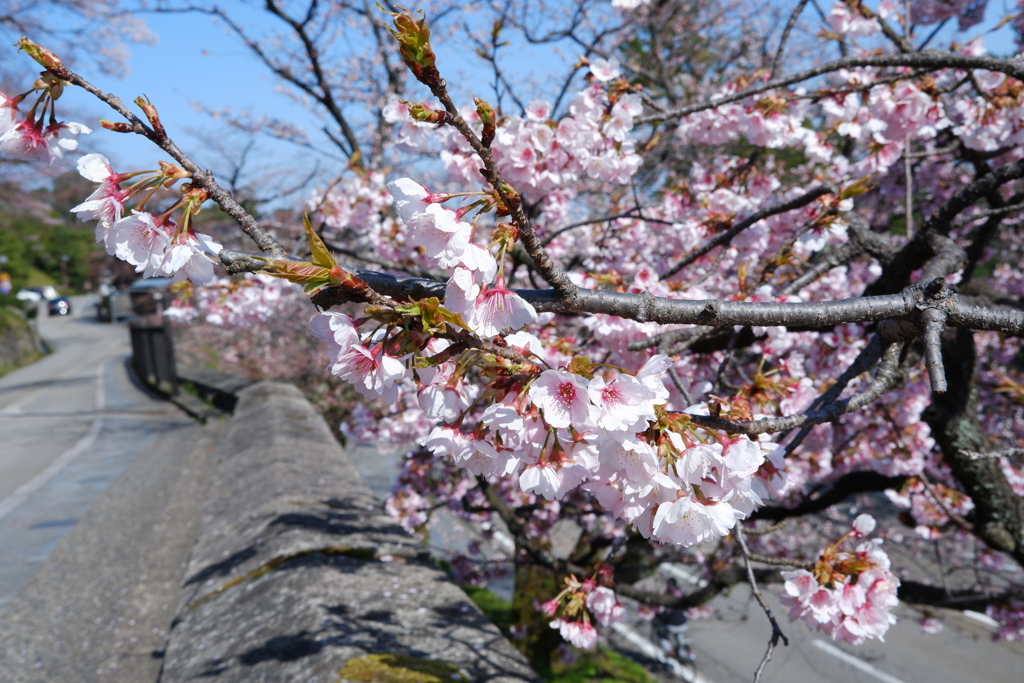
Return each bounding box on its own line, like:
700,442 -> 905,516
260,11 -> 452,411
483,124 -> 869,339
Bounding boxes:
65,9 -> 321,182
32,3 -> 590,199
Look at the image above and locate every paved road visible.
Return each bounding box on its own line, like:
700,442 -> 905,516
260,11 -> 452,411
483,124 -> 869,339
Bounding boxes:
0,296 -> 189,613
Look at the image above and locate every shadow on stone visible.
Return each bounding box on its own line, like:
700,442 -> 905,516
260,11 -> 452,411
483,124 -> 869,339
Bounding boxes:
185,546 -> 258,586
238,631 -> 324,665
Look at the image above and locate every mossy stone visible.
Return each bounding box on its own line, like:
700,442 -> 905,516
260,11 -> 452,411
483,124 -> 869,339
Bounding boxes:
338,653 -> 466,682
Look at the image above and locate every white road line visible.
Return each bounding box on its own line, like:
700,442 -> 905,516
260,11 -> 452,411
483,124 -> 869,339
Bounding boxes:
812,640 -> 908,683
0,418 -> 103,522
964,610 -> 999,630
610,622 -> 712,683
492,528 -> 514,553
0,362 -> 107,522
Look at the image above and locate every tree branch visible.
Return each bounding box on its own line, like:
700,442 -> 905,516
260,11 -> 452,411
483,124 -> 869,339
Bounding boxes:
62,69 -> 287,260
660,183 -> 836,280
640,52 -> 1024,125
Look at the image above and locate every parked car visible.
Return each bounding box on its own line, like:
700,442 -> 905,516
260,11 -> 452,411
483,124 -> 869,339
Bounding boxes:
16,286 -> 59,303
47,296 -> 72,316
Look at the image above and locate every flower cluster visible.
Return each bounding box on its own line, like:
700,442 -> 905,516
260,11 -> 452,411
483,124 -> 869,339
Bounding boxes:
988,599 -> 1024,642
165,274 -> 305,327
309,311 -> 409,405
70,153 -> 221,285
0,81 -> 91,164
780,515 -> 900,645
541,574 -> 626,649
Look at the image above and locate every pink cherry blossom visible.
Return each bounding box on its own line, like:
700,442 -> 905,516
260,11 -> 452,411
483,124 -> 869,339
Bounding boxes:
0,118 -> 91,164
852,513 -> 877,536
328,343 -> 407,405
589,57 -> 621,83
529,370 -> 594,429
112,210 -> 171,274
550,619 -> 598,649
586,587 -> 625,626
466,278 -> 538,337
70,153 -> 129,253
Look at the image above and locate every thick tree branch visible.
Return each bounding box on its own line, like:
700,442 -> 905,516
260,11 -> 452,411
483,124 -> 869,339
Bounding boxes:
299,264 -> 1024,339
923,329 -> 1024,567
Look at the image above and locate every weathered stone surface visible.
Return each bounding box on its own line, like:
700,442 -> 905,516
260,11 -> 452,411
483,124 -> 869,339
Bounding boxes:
162,382 -> 539,683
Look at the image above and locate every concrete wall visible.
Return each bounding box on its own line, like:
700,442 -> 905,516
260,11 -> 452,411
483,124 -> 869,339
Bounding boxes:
160,381 -> 539,682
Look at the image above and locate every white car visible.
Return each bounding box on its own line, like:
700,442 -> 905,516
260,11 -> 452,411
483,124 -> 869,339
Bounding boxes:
15,286 -> 59,303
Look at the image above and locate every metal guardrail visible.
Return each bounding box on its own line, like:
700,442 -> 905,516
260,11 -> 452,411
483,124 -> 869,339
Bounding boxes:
129,317 -> 179,396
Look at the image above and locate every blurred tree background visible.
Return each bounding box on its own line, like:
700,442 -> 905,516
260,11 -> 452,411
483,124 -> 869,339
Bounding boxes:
0,173 -> 99,293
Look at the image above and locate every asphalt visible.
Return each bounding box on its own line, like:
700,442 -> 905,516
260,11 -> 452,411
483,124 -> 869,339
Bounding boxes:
0,297 -> 214,682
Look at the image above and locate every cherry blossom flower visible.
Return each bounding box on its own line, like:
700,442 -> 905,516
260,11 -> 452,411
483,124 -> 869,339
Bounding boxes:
70,153 -> 129,253
466,278 -> 538,337
309,311 -> 360,359
611,0 -> 651,10
780,516 -> 900,645
589,57 -> 621,83
550,618 -> 598,649
525,100 -> 552,121
112,210 -> 171,274
650,494 -> 739,546
329,343 -> 407,405
586,587 -> 625,626
529,370 -> 594,429
588,373 -> 657,431
387,177 -> 432,223
852,513 -> 877,536
827,1 -> 880,38
0,118 -> 90,164
0,93 -> 17,136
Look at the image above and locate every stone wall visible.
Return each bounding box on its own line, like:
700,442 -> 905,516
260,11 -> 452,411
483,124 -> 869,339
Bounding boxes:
0,306 -> 42,371
160,381 -> 539,682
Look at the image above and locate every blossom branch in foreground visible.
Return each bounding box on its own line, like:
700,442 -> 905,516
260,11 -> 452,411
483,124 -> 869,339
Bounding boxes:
43,60 -> 287,260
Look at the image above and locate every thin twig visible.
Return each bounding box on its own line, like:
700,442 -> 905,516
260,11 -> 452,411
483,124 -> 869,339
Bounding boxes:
429,79 -> 579,306
771,0 -> 810,76
735,526 -> 789,683
640,52 -> 1024,126
660,184 -> 836,280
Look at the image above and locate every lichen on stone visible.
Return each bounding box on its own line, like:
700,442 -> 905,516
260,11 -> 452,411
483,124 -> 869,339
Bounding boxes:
337,653 -> 466,682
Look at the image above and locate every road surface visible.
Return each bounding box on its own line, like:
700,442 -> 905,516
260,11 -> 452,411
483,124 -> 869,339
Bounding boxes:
0,296 -> 190,613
